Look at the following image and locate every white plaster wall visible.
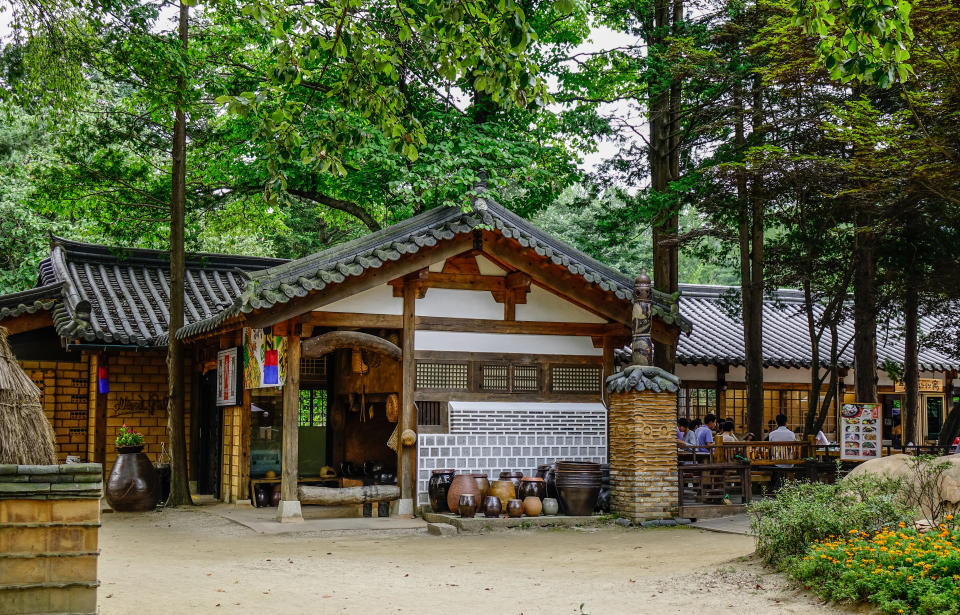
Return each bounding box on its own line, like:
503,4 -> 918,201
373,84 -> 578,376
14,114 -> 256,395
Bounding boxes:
476,255 -> 506,276
314,284 -> 402,315
675,364 -> 720,382
515,286 -> 606,324
414,331 -> 602,355
415,288 -> 504,319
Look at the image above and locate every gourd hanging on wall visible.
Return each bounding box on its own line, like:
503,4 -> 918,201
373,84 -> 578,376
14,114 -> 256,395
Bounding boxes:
386,393 -> 399,423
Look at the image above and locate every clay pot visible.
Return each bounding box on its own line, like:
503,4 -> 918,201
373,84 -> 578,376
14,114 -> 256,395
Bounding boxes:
483,495 -> 502,518
447,474 -> 482,514
270,486 -> 281,507
458,494 -> 477,518
472,474 -> 490,514
523,495 -> 542,517
542,497 -> 559,516
498,471 -> 523,497
519,477 -> 546,501
506,499 -> 524,518
105,445 -> 159,512
254,484 -> 269,508
488,480 -> 517,511
428,469 -> 456,513
556,485 -> 601,516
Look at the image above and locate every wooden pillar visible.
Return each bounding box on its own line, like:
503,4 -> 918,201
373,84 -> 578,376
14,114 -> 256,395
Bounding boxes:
277,328 -> 302,522
602,336 -> 615,404
716,365 -> 728,419
93,353 -> 107,468
399,282 -> 417,516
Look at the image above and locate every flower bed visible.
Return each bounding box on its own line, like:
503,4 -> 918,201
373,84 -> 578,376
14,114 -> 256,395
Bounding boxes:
792,518 -> 960,615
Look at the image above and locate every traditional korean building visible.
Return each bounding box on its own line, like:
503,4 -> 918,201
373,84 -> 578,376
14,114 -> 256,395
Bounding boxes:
1,198 -> 956,517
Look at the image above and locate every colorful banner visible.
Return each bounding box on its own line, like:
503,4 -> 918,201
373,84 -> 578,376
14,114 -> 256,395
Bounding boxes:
840,403 -> 881,461
243,328 -> 287,389
216,347 -> 239,406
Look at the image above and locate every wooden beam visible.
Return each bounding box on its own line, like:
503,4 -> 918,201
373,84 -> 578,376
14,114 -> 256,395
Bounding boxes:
301,330 -> 402,360
414,350 -> 603,365
298,311 -> 629,338
246,235 -> 474,329
1,311 -> 54,335
279,329 -> 301,508
399,283 -> 416,514
479,231 -> 631,324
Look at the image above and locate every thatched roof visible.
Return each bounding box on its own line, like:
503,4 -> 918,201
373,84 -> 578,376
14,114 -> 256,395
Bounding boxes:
0,327 -> 56,464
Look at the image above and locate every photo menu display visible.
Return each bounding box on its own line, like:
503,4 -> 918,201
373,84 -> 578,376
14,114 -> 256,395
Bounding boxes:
840,403 -> 881,461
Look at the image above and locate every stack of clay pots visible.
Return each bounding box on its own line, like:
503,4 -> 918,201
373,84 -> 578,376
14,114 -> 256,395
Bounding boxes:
555,461 -> 602,516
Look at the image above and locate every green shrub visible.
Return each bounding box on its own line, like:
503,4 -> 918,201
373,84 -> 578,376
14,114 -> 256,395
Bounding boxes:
792,520 -> 960,614
750,473 -> 914,566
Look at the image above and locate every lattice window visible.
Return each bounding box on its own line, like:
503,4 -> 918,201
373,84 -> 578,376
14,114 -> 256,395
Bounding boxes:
481,364 -> 510,391
416,362 -> 469,390
677,387 -> 717,420
551,365 -> 601,393
417,401 -> 443,426
298,388 -> 327,427
512,365 -> 539,392
300,357 -> 327,381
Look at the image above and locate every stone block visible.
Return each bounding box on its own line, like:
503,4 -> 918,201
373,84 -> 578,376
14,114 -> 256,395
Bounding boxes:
17,465 -> 59,475
0,483 -> 51,494
0,465 -> 18,475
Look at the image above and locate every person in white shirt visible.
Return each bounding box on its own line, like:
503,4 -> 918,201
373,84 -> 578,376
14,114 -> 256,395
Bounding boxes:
768,413 -> 797,471
719,420 -> 739,442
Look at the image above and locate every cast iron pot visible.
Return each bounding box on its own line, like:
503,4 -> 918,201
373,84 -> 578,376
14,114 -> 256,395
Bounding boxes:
428,469 -> 456,513
106,445 -> 160,512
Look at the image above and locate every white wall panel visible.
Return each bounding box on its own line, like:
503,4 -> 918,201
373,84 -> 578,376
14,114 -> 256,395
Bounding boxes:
414,331 -> 602,355
516,286 -> 606,324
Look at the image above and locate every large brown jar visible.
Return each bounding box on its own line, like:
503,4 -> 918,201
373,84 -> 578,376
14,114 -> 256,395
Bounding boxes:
488,480 -> 517,511
472,474 -> 490,514
105,445 -> 160,512
428,469 -> 456,512
447,474 -> 482,514
519,477 -> 546,501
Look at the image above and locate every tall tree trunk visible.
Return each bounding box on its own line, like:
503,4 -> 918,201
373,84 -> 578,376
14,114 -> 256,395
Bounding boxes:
853,210 -> 878,403
903,281 -> 920,445
651,0 -> 680,373
166,0 -> 191,507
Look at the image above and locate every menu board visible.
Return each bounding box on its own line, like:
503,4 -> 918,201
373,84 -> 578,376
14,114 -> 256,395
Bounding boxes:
216,347 -> 239,406
840,403 -> 881,460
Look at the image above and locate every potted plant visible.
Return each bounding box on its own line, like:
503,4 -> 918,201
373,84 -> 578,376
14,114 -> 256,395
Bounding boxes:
105,424 -> 160,512
115,424 -> 145,453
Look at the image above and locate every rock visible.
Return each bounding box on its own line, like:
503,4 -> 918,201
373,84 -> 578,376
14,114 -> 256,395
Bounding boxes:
659,519 -> 678,527
845,453 -> 960,518
641,520 -> 659,528
614,517 -> 633,527
675,518 -> 693,525
427,522 -> 457,537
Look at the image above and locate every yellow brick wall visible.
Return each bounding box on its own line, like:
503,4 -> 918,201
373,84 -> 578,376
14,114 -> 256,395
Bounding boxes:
220,405 -> 242,503
21,357 -> 91,462
102,351 -> 191,469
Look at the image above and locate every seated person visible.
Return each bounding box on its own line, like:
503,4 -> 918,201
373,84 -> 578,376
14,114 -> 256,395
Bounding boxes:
719,420 -> 739,442
768,413 -> 797,468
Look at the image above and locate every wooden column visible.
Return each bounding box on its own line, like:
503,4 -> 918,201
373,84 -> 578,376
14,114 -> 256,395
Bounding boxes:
399,282 -> 417,515
715,365 -> 728,419
277,328 -> 302,522
602,336 -> 615,404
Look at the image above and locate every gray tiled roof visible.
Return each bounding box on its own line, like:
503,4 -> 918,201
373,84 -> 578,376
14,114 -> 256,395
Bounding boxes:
616,284 -> 958,372
176,198 -> 692,341
4,238 -> 285,346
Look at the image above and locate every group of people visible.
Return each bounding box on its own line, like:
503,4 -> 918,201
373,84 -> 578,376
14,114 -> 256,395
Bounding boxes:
676,413 -> 799,453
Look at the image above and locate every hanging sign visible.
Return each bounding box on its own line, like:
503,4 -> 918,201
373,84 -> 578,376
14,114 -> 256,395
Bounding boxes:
216,347 -> 240,406
840,403 -> 881,461
894,379 -> 943,393
243,328 -> 287,389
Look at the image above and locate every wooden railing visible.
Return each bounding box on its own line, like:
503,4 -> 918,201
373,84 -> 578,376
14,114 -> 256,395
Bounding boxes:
679,436 -> 816,466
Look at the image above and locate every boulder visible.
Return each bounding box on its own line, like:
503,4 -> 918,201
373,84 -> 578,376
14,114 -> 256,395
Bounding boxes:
845,453 -> 960,517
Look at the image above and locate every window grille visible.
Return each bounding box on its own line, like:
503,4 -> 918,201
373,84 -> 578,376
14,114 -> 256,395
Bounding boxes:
300,357 -> 327,380
298,388 -> 327,427
481,364 -> 510,391
677,387 -> 717,420
416,362 -> 469,390
512,365 -> 539,392
551,366 -> 601,393
417,401 -> 443,426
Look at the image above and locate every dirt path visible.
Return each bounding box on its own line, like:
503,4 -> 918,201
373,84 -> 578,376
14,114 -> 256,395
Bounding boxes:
98,508 -> 859,614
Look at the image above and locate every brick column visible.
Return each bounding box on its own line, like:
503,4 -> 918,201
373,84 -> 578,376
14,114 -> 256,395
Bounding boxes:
608,386 -> 679,522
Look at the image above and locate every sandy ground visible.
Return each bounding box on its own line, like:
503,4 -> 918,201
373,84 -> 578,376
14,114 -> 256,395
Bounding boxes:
98,508 -> 863,615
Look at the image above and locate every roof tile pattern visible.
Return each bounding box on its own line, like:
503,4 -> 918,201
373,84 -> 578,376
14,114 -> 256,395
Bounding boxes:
639,285 -> 957,372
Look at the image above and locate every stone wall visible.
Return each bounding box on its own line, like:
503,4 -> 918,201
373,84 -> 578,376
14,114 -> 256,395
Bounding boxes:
608,390 -> 678,522
0,463 -> 102,615
416,402 -> 607,505
21,357 -> 92,462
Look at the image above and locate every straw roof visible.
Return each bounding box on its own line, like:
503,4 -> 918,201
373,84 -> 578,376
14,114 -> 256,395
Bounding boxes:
0,327 -> 56,464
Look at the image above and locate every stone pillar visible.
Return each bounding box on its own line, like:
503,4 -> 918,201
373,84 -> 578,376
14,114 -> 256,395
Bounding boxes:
0,463 -> 102,615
